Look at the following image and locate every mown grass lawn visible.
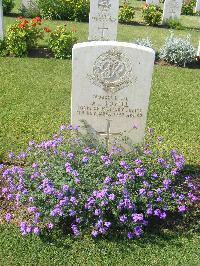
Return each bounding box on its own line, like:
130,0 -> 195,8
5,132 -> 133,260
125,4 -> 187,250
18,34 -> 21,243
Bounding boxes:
0,2 -> 200,265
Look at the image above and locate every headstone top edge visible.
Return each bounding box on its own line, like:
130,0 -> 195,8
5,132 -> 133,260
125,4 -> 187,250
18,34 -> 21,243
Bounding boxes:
73,41 -> 156,55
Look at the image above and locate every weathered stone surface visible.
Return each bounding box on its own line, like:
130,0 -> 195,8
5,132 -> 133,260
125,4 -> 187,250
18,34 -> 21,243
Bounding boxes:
162,0 -> 183,23
0,0 -> 3,40
146,0 -> 159,4
89,0 -> 119,41
71,41 -> 155,147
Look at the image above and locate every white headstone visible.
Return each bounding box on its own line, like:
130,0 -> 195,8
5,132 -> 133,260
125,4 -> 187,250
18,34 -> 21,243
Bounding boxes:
146,0 -> 159,4
162,0 -> 183,23
22,0 -> 37,10
195,0 -> 200,12
197,41 -> 200,57
0,0 -> 3,40
89,0 -> 119,41
71,42 -> 155,148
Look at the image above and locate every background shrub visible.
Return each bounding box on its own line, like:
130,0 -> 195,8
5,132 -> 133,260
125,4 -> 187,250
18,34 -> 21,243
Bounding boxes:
2,0 -> 15,15
159,32 -> 196,66
142,4 -> 162,26
74,0 -> 90,22
6,17 -> 44,57
182,0 -> 196,16
134,37 -> 154,49
36,0 -> 89,21
119,1 -> 135,24
48,25 -> 78,59
166,18 -> 184,30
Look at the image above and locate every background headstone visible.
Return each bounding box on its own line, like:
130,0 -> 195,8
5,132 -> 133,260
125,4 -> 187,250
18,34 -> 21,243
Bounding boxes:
195,0 -> 200,12
197,41 -> 200,57
0,0 -> 3,40
162,0 -> 183,23
146,0 -> 159,4
89,0 -> 119,41
22,0 -> 37,10
71,42 -> 155,147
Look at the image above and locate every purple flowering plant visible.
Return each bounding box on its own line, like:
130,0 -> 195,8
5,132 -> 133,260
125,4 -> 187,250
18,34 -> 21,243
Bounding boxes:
0,125 -> 198,239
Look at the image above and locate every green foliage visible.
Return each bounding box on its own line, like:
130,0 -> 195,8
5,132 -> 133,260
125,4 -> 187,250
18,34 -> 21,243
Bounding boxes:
2,0 -> 15,15
119,1 -> 135,24
6,17 -> 44,57
74,0 -> 90,22
0,39 -> 7,56
36,0 -> 89,21
182,0 -> 196,16
48,25 -> 78,59
37,0 -> 75,20
142,4 -> 162,26
159,32 -> 196,66
166,18 -> 184,30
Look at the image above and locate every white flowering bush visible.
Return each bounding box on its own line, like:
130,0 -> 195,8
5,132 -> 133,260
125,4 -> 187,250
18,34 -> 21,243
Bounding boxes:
134,38 -> 154,49
159,33 -> 196,67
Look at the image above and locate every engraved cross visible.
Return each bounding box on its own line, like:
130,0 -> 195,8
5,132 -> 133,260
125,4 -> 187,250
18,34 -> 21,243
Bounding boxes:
98,25 -> 109,39
97,119 -> 120,150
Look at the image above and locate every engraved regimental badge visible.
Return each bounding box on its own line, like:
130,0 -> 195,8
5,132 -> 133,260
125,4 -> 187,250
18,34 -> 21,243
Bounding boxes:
90,49 -> 133,93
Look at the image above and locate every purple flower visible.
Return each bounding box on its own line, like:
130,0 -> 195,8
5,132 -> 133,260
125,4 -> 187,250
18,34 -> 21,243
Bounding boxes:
94,209 -> 101,216
108,194 -> 115,201
67,153 -> 74,159
134,226 -> 142,236
104,221 -> 111,228
8,151 -> 15,159
163,179 -> 172,189
119,215 -> 128,223
148,127 -> 153,133
71,224 -> 80,236
104,176 -> 112,184
146,207 -> 153,215
72,170 -> 79,177
139,188 -> 146,196
156,197 -> 163,202
132,213 -> 144,222
27,206 -> 36,213
63,185 -> 69,192
60,125 -> 66,131
33,227 -> 40,235
82,156 -> 89,163
91,230 -> 98,237
48,223 -> 54,229
135,168 -> 146,177
154,209 -> 161,216
127,232 -> 134,239
5,213 -> 12,222
178,205 -> 186,212
147,191 -> 154,198
171,168 -> 179,176
135,159 -> 142,165
160,212 -> 167,219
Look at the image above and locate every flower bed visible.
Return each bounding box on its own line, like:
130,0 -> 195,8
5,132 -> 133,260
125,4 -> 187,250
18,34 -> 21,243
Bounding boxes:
0,125 -> 198,239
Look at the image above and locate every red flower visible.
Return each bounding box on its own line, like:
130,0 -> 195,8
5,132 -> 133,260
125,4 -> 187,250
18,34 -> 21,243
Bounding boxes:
44,27 -> 51,33
18,16 -> 24,19
33,16 -> 42,22
20,19 -> 29,28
